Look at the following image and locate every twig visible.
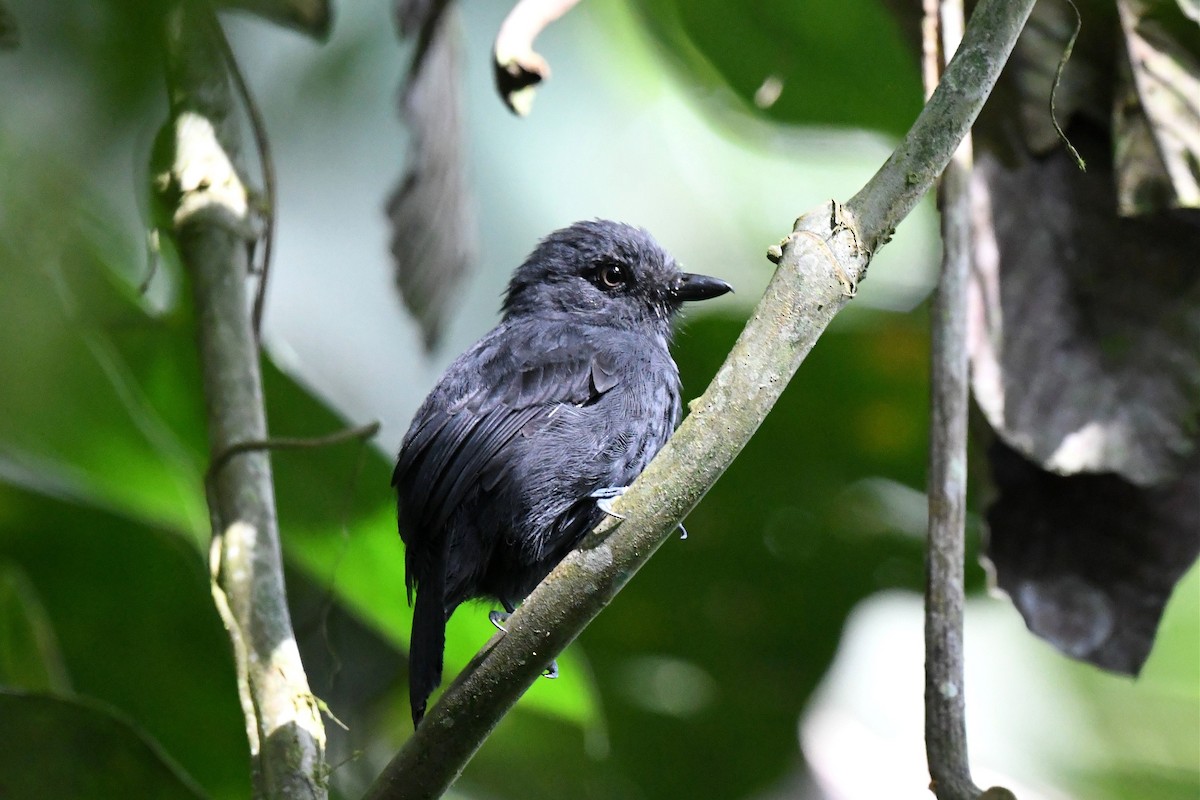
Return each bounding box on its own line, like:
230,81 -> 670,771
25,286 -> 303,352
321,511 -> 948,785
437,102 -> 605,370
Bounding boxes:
204,13 -> 278,339
206,422 -> 381,488
921,0 -> 943,103
492,0 -> 581,115
923,1 -> 989,798
365,3 -> 1036,796
206,11 -> 280,338
161,5 -> 326,798
1049,0 -> 1085,171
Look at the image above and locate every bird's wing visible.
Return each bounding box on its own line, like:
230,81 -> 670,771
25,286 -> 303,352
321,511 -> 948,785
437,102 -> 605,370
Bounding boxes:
394,328 -> 621,555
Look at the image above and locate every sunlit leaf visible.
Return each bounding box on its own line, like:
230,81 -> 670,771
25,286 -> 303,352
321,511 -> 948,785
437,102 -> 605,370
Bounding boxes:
631,0 -> 921,135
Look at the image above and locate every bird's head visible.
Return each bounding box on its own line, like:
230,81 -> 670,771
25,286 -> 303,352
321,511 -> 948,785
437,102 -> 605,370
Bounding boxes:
502,220 -> 732,335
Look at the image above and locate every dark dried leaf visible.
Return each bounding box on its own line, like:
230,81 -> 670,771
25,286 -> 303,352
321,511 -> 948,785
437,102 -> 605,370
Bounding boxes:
969,124 -> 1200,670
390,0 -> 475,351
966,0 -> 1200,672
890,0 -> 1200,676
969,133 -> 1200,486
984,438 -> 1200,674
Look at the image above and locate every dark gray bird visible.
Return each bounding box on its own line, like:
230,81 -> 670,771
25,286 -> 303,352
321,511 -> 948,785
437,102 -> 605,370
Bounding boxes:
393,219 -> 731,726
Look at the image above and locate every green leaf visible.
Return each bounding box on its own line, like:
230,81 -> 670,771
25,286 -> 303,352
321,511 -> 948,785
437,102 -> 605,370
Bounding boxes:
0,690 -> 208,800
0,194 -> 209,540
0,483 -> 251,799
0,563 -> 71,692
630,0 -> 922,134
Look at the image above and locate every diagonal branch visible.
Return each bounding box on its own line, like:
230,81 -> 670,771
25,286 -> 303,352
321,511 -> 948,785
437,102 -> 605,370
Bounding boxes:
844,0 -> 1034,255
366,0 -> 1036,797
161,5 -> 326,798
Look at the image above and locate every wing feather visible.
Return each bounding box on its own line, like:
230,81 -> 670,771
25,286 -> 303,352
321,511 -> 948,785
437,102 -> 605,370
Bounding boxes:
395,326 -> 624,564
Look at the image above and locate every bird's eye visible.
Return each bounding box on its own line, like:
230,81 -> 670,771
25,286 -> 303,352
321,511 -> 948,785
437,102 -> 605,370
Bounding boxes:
596,263 -> 626,290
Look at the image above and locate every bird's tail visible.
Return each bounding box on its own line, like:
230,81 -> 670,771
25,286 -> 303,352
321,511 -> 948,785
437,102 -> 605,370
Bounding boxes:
409,563 -> 447,728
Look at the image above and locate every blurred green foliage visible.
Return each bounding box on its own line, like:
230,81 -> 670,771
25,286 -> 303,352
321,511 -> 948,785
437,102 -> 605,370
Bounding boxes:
632,0 -> 922,134
0,1 -> 1196,799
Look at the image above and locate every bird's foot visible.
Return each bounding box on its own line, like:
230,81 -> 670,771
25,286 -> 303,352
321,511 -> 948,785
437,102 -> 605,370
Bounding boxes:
491,609 -> 556,678
589,486 -> 628,520
590,486 -> 687,539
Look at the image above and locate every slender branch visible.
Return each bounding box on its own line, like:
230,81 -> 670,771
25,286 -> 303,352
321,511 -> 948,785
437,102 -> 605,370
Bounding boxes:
206,421 -> 381,483
923,1 -> 991,799
207,15 -> 278,339
366,0 -> 1036,797
492,0 -> 581,115
161,6 -> 326,798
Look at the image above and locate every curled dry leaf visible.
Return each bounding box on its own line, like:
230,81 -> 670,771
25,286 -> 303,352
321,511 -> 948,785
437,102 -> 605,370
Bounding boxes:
493,0 -> 581,116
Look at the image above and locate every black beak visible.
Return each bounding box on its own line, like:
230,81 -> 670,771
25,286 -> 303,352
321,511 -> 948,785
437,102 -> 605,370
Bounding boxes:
672,272 -> 733,303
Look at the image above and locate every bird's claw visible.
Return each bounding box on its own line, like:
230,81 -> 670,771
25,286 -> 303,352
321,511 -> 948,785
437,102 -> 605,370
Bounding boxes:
492,610 -> 557,677
590,486 -> 628,520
